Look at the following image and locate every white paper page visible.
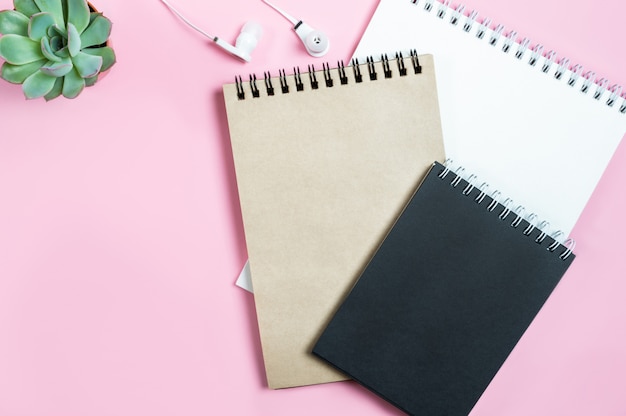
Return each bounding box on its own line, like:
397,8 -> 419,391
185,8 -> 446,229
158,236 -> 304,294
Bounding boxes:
353,0 -> 626,237
236,260 -> 253,292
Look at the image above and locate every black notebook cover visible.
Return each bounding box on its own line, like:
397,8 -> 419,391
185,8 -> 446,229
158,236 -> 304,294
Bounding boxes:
312,161 -> 575,416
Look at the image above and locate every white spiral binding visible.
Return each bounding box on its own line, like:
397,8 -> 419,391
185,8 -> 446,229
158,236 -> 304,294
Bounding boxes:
438,160 -> 575,260
486,191 -> 501,212
510,205 -> 525,228
498,198 -> 513,220
411,0 -> 626,114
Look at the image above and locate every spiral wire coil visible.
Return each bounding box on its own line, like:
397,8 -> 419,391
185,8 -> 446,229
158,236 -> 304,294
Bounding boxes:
438,159 -> 575,260
409,0 -> 625,114
234,51 -> 423,100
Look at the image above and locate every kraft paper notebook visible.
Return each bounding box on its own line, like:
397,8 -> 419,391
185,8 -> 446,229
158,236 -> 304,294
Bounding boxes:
313,161 -> 576,416
223,54 -> 445,388
353,0 -> 626,238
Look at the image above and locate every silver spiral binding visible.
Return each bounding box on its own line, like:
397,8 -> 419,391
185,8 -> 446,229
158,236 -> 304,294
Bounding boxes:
474,182 -> 489,204
410,0 -> 626,114
498,198 -> 513,220
522,213 -> 538,236
450,167 -> 465,187
233,50 -> 423,100
535,221 -> 550,244
461,174 -> 476,195
486,191 -> 501,212
437,160 -> 575,260
510,206 -> 525,228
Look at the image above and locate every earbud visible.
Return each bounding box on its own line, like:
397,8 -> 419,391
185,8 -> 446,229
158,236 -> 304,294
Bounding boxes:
262,0 -> 330,58
159,0 -> 262,62
294,22 -> 329,58
215,21 -> 263,62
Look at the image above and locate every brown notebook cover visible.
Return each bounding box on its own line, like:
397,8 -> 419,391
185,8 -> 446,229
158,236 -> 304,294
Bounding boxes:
223,53 -> 445,388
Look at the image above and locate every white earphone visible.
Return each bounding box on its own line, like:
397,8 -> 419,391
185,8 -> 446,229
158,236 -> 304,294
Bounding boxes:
262,0 -> 330,58
159,0 -> 262,62
159,0 -> 330,62
214,21 -> 263,62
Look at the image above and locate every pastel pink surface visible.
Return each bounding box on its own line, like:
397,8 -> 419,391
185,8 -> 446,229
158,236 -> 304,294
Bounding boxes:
0,1 -> 624,416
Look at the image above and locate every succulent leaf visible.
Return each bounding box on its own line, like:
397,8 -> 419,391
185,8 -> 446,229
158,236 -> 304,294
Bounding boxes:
84,73 -> 97,87
88,11 -> 101,24
46,23 -> 66,38
61,67 -> 84,98
28,12 -> 55,41
55,45 -> 69,58
66,22 -> 81,56
48,23 -> 67,39
0,10 -> 29,36
43,75 -> 63,100
40,36 -> 61,61
49,35 -> 62,50
13,0 -> 41,18
0,34 -> 44,64
40,57 -> 73,77
1,58 -> 46,83
66,0 -> 89,34
82,46 -> 115,72
71,51 -> 101,78
79,14 -> 111,48
22,69 -> 56,99
33,0 -> 64,26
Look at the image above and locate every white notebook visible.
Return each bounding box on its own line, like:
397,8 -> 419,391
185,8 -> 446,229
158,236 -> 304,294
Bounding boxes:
353,0 -> 626,237
236,260 -> 252,291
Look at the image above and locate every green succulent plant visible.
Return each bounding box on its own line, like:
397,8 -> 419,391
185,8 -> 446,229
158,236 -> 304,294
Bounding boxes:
0,0 -> 115,100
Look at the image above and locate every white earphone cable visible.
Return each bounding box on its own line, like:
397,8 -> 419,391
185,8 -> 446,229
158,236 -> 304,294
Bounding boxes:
159,0 -> 216,41
261,0 -> 299,26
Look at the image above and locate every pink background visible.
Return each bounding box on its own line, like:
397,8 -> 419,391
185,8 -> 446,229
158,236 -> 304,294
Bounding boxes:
1,0 -> 625,415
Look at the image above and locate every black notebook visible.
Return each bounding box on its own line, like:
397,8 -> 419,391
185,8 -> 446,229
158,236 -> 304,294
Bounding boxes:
312,161 -> 575,416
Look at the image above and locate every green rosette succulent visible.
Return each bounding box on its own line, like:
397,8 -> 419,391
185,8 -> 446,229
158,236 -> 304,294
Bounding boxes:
0,0 -> 116,100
